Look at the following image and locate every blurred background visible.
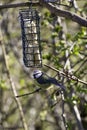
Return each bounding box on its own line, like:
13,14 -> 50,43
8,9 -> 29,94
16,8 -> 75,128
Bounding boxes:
0,0 -> 87,130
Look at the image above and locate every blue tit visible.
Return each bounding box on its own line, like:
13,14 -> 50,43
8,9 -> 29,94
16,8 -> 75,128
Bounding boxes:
33,70 -> 65,91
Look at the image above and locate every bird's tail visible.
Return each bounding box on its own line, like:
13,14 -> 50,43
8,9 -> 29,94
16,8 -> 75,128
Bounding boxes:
49,78 -> 66,91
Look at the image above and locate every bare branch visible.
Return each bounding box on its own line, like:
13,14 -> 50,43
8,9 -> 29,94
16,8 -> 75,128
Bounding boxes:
16,88 -> 41,98
0,33 -> 28,130
0,1 -> 87,27
73,103 -> 84,130
0,1 -> 39,9
60,91 -> 68,130
39,0 -> 87,27
44,64 -> 87,85
68,92 -> 84,130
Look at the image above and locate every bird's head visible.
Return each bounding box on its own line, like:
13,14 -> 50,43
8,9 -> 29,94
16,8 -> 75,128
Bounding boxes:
33,70 -> 43,79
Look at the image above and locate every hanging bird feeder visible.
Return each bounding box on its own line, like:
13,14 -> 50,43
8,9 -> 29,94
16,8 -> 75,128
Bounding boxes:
19,3 -> 42,67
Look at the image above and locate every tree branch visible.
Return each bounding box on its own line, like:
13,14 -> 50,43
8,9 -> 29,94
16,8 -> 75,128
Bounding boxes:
68,92 -> 84,130
0,1 -> 39,9
0,33 -> 28,130
44,64 -> 87,85
0,1 -> 87,27
60,91 -> 68,130
39,0 -> 87,27
16,88 -> 41,98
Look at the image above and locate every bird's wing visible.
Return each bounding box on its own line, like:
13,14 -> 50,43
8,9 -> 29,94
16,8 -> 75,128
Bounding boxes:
36,72 -> 65,90
48,77 -> 65,90
36,73 -> 51,85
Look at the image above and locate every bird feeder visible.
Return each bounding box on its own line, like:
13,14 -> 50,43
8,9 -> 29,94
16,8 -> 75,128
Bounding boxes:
19,6 -> 42,67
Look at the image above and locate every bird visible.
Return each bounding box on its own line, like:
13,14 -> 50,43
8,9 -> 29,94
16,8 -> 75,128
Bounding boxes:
33,70 -> 65,91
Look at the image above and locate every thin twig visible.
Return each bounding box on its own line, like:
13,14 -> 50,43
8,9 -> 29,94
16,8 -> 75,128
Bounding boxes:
60,91 -> 68,130
0,36 -> 28,130
16,88 -> 41,98
68,92 -> 84,130
44,64 -> 87,85
73,103 -> 84,130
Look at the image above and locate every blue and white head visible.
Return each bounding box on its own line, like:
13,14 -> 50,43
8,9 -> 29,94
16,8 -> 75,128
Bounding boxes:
33,70 -> 43,79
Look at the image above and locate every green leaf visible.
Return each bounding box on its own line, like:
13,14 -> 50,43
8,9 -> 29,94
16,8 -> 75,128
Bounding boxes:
0,80 -> 8,90
19,79 -> 25,86
51,32 -> 58,38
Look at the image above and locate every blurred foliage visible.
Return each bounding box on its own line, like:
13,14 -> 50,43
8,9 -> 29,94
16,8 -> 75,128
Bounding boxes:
0,0 -> 87,130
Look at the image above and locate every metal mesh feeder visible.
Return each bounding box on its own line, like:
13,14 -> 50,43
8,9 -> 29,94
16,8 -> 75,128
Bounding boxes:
19,8 -> 42,67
